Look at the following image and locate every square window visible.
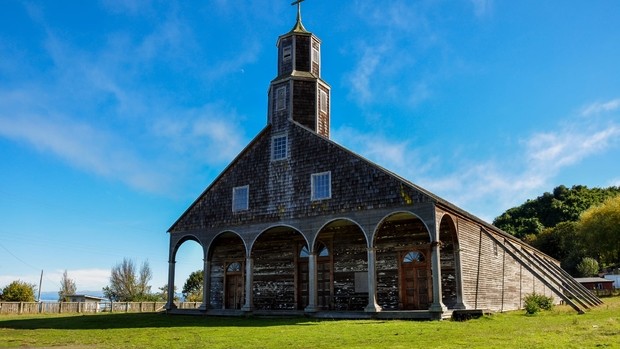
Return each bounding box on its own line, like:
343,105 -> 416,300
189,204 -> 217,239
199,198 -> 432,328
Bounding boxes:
320,90 -> 328,113
283,46 -> 292,62
232,185 -> 249,212
311,171 -> 331,201
272,135 -> 287,161
276,86 -> 286,111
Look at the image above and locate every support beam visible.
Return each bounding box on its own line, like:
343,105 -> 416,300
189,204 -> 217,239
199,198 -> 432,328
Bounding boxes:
481,228 -> 586,314
365,247 -> 382,312
165,260 -> 177,310
199,260 -> 211,311
429,241 -> 447,314
241,257 -> 254,312
305,253 -> 318,312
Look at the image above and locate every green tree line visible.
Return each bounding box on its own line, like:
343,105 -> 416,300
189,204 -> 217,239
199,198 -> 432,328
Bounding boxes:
493,185 -> 620,275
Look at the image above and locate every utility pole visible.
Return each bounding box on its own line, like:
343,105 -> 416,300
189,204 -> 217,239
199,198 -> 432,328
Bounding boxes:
37,270 -> 43,302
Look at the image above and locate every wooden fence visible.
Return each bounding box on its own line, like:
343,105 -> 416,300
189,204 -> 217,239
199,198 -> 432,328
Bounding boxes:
0,301 -> 202,315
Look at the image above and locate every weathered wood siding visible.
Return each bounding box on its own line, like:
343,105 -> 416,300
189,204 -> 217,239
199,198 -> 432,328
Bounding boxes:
458,217 -> 560,312
170,124 -> 434,233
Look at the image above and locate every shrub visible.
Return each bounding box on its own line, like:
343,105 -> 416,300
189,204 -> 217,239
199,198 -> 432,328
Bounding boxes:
523,293 -> 554,315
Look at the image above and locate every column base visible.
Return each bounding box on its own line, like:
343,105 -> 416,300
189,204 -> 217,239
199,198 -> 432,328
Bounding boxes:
165,302 -> 177,311
198,303 -> 209,311
429,302 -> 447,313
241,304 -> 253,312
304,305 -> 318,313
364,302 -> 382,313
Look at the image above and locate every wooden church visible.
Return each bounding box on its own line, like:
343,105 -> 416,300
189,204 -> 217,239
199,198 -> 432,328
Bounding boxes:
165,4 -> 599,319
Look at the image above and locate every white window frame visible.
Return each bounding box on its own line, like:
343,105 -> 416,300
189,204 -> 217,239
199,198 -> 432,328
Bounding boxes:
282,45 -> 292,62
271,135 -> 288,161
275,86 -> 286,111
319,89 -> 328,113
311,171 -> 331,201
232,185 -> 249,212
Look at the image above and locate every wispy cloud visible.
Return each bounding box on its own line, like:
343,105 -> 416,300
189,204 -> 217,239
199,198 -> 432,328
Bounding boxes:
581,98 -> 620,117
335,101 -> 620,221
0,2 -> 251,196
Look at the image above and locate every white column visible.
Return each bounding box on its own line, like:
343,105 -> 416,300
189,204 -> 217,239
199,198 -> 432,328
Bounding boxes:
429,241 -> 447,314
165,260 -> 176,310
199,260 -> 211,311
453,249 -> 468,310
365,247 -> 382,312
305,253 -> 318,312
241,257 -> 254,312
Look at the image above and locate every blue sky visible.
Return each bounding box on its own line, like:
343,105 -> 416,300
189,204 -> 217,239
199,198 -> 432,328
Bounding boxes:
1,0 -> 619,295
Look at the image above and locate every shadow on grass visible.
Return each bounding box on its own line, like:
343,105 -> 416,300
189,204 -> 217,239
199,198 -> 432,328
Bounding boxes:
0,313 -> 323,330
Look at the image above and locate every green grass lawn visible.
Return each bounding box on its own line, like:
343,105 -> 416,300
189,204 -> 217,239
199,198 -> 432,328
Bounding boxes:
1,298 -> 619,349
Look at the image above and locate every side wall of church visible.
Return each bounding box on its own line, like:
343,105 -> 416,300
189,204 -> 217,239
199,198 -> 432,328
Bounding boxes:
458,218 -> 560,312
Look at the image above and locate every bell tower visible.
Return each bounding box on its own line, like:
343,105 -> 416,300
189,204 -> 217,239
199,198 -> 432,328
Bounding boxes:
267,0 -> 331,138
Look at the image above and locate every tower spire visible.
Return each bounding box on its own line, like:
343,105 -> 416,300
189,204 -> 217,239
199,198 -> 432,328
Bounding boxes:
290,0 -> 307,33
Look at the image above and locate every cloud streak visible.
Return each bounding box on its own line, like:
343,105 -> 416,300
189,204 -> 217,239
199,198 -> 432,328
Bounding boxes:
335,99 -> 620,221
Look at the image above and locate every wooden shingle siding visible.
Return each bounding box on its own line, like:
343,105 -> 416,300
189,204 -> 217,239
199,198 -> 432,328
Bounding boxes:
170,123 -> 434,234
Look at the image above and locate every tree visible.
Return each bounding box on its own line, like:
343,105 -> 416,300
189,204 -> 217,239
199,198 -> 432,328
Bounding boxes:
527,222 -> 585,275
58,270 -> 77,302
578,195 -> 620,266
576,257 -> 599,277
0,280 -> 36,302
158,284 -> 178,302
102,258 -> 154,301
182,270 -> 203,302
494,185 -> 620,238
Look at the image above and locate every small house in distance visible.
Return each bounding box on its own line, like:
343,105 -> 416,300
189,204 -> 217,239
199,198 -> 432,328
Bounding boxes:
165,5 -> 600,320
65,295 -> 106,303
575,277 -> 615,296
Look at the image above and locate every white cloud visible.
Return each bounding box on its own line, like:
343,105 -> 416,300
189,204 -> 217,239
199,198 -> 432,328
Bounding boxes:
581,98 -> 620,117
336,102 -> 620,221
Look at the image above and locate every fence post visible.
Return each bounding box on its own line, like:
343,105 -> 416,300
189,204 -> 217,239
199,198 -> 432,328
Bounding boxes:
19,302 -> 23,315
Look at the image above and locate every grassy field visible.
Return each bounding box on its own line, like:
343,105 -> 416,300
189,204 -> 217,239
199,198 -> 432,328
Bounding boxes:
1,297 -> 619,348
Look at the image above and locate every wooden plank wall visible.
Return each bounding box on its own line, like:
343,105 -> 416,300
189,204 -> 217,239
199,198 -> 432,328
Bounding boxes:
459,219 -> 559,312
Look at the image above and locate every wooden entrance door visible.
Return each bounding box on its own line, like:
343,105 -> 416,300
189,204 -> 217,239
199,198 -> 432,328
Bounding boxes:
297,258 -> 332,309
225,262 -> 243,309
399,251 -> 431,310
297,243 -> 333,310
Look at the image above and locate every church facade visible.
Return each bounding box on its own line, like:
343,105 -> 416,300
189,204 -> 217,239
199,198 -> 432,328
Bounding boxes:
165,9 -> 599,319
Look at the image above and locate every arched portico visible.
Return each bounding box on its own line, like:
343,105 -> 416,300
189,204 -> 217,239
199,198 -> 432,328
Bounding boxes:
250,225 -> 307,311
373,212 -> 433,310
166,234 -> 204,310
439,214 -> 466,309
206,231 -> 247,310
304,218 -> 368,311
